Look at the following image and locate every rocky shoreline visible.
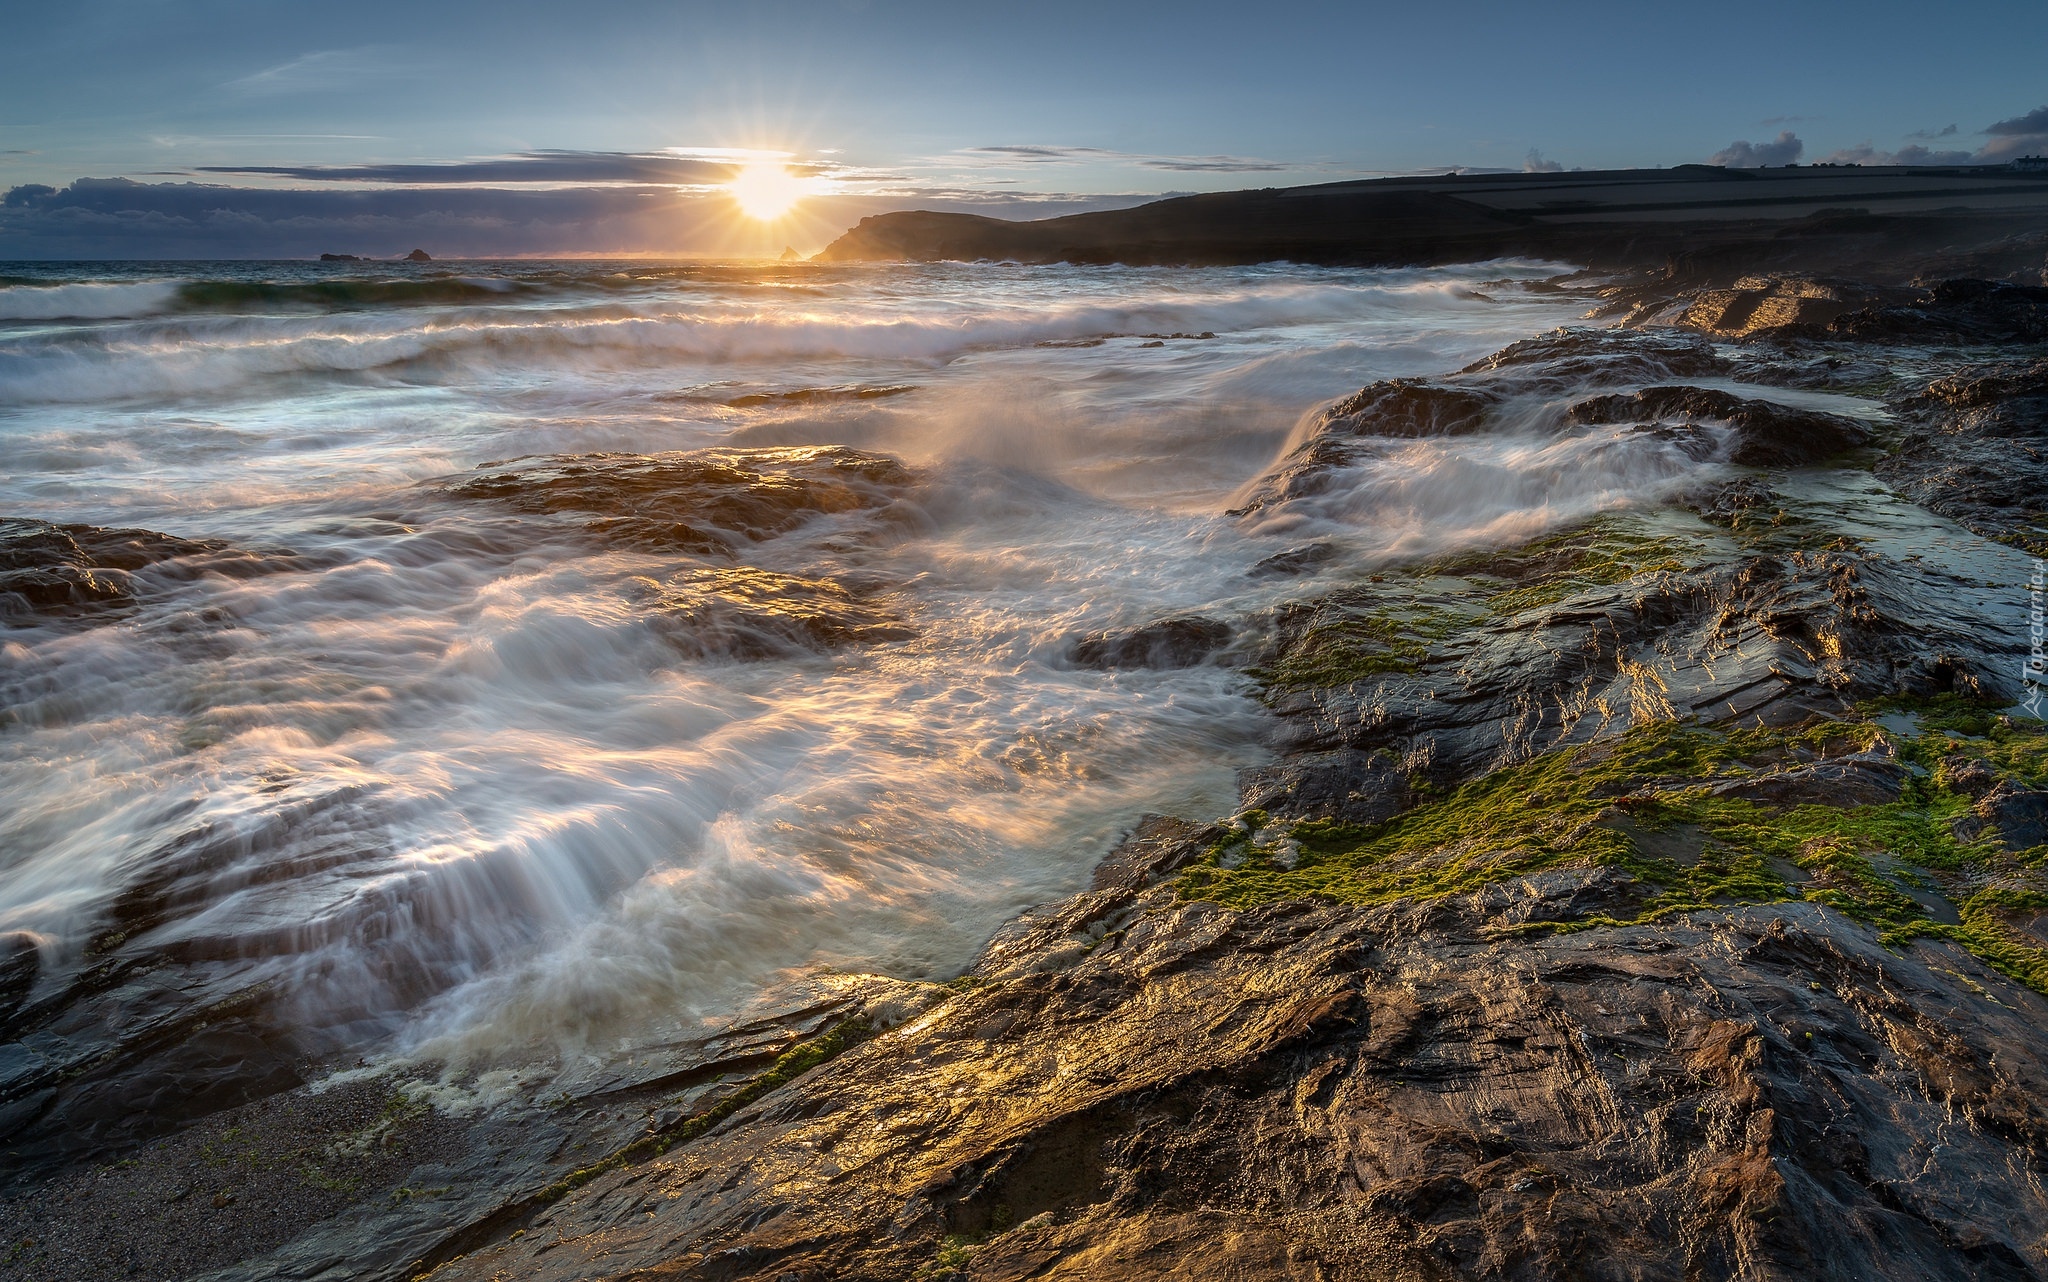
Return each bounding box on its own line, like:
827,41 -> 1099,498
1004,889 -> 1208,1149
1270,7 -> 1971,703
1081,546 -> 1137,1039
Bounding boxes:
6,264 -> 2048,1280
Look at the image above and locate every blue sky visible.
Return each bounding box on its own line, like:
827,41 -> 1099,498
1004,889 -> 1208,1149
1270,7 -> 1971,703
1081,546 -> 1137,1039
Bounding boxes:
3,0 -> 2045,257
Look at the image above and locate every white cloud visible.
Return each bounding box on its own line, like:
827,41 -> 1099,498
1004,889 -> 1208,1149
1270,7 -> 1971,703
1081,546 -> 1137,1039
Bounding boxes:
1709,131 -> 1803,167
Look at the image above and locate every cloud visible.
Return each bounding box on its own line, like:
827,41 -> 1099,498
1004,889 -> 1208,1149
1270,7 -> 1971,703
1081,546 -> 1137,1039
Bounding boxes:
197,150 -> 751,186
958,145 -> 1285,173
1522,148 -> 1563,174
1760,115 -> 1815,126
1979,104 -> 2048,159
0,176 -> 1151,258
963,145 -> 1114,164
225,48 -> 414,96
1907,123 -> 1960,140
1709,131 -> 1803,167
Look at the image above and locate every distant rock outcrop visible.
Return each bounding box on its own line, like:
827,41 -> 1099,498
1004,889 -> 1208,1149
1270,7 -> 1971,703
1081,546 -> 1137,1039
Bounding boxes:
404,248 -> 432,262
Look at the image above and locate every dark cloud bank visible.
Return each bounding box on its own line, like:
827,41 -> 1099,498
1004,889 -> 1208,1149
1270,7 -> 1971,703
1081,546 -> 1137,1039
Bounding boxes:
1709,104 -> 2048,168
0,175 -> 1136,260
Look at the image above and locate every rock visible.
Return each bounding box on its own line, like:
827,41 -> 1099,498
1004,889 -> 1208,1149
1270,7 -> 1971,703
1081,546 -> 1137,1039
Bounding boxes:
1564,386 -> 1872,466
317,253 -> 362,262
1068,616 -> 1232,670
1460,325 -> 1733,387
1938,754 -> 2001,798
1089,815 -> 1214,893
1954,780 -> 2048,851
1829,278 -> 2048,346
1688,477 -> 1777,526
1237,747 -> 1415,827
779,246 -> 801,262
421,896 -> 2048,1282
0,518 -> 227,621
1701,752 -> 1908,807
0,933 -> 38,1024
443,446 -> 920,556
1318,378 -> 1501,439
404,249 -> 432,262
1678,274 -> 1903,338
1247,542 -> 1336,578
1876,358 -> 2048,545
1263,546 -> 2008,789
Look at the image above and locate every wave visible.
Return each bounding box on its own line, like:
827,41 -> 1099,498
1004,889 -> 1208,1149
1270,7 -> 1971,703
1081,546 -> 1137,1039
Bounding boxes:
0,281 -> 183,321
0,275 -> 1551,404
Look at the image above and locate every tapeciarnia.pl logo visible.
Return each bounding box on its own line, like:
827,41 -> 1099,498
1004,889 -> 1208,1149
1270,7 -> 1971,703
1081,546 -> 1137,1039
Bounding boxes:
2028,558 -> 2047,717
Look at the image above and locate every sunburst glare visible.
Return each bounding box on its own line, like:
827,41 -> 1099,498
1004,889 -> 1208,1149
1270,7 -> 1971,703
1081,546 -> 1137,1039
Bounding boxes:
726,161 -> 810,221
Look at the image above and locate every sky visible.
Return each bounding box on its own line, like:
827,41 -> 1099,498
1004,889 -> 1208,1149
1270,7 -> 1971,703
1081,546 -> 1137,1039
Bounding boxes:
2,0 -> 2045,258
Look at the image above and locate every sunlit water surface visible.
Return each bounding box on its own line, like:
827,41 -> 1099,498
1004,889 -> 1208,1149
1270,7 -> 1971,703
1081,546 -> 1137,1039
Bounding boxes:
0,259 -> 1625,1079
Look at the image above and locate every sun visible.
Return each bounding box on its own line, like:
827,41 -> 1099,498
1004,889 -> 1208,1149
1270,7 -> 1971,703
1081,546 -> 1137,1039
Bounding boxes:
726,162 -> 810,221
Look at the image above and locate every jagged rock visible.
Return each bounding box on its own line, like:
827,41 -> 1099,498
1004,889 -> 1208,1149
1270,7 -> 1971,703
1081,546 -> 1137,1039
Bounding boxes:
1688,477 -> 1777,526
1953,780 -> 2048,851
1264,548 -> 2009,789
422,890 -> 2048,1282
1237,747 -> 1416,827
0,518 -> 232,621
443,446 -> 920,556
1247,542 -> 1337,578
1876,358 -> 2048,545
1678,274 -> 1903,338
0,933 -> 37,1025
1564,386 -> 1872,466
1461,325 -> 1733,386
1702,752 -> 1908,807
1317,379 -> 1502,438
1829,278 -> 2048,345
1068,617 -> 1232,670
1088,815 -> 1214,893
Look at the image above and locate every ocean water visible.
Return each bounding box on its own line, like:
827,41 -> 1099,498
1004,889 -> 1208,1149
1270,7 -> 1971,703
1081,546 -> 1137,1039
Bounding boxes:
0,258 -> 1700,1122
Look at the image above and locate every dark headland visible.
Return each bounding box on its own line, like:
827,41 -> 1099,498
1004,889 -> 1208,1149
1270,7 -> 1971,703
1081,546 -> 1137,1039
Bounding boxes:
6,167 -> 2048,1282
818,162 -> 2048,283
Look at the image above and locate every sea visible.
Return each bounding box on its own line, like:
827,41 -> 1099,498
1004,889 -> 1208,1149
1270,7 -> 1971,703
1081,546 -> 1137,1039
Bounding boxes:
0,257 -> 1714,1152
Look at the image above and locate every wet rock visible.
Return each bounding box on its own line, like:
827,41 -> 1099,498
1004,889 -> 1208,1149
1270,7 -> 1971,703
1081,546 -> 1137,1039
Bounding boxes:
444,446 -> 920,556
1732,352 -> 1892,391
1829,278 -> 2048,346
635,565 -> 915,660
1068,616 -> 1232,670
1460,325 -> 1733,386
0,518 -> 225,620
1564,386 -> 1872,466
1688,477 -> 1777,527
422,894 -> 2048,1282
1953,781 -> 2048,851
1679,274 -> 1904,338
1246,541 -> 1336,578
1938,754 -> 2001,798
1266,547 -> 2008,789
1089,815 -> 1214,893
1702,752 -> 1908,807
1317,378 -> 1501,439
1875,358 -> 2048,545
0,933 -> 37,1025
1237,747 -> 1416,827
